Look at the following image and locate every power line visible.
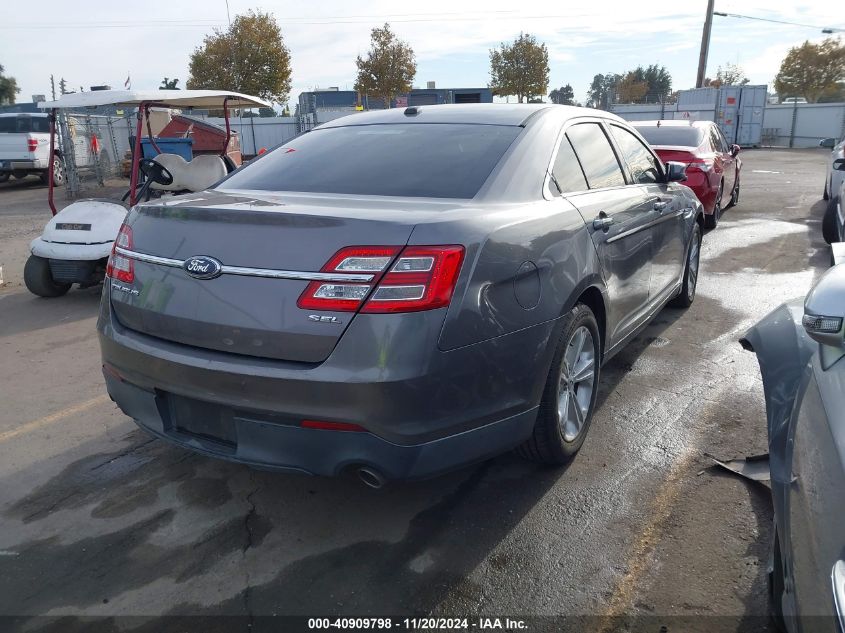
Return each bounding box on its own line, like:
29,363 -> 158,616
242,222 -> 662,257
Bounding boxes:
713,11 -> 844,33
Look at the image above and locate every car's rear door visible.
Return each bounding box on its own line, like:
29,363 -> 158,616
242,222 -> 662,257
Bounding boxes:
608,123 -> 687,304
560,121 -> 655,348
710,124 -> 736,196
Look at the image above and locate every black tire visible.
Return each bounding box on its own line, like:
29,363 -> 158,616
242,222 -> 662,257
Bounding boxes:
24,255 -> 71,298
12,170 -> 27,180
703,182 -> 724,229
0,172 -> 8,183
670,222 -> 702,308
768,526 -> 787,633
517,303 -> 601,465
823,197 -> 840,244
40,155 -> 65,186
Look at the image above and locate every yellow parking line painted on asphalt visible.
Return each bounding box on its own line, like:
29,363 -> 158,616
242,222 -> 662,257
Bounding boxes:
0,394 -> 110,444
594,447 -> 696,633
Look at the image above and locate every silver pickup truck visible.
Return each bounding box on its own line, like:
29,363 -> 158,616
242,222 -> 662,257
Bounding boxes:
0,112 -> 112,185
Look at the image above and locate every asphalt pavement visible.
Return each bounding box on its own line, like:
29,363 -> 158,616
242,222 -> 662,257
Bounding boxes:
0,150 -> 832,632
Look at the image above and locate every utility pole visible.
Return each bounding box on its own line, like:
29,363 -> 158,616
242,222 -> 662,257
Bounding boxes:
696,0 -> 715,88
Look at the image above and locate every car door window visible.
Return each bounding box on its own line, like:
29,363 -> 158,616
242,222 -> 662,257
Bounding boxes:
551,135 -> 589,193
609,125 -> 662,185
709,126 -> 726,153
566,123 -> 626,189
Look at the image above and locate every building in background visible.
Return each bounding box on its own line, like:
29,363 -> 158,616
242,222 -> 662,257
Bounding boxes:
297,83 -> 493,116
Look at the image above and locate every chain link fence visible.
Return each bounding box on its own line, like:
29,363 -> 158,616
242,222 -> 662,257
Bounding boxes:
56,111 -> 133,199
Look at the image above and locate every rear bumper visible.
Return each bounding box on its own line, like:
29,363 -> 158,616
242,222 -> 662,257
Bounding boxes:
0,158 -> 47,171
103,372 -> 538,479
98,281 -> 557,479
684,172 -> 717,215
30,237 -> 113,261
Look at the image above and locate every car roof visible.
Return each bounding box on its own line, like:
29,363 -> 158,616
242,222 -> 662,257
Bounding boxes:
316,103 -> 620,129
633,119 -> 711,128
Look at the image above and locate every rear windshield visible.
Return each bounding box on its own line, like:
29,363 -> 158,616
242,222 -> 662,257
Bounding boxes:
634,125 -> 705,148
0,116 -> 50,133
219,123 -> 521,198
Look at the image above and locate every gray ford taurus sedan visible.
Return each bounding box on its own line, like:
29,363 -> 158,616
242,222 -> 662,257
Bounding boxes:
97,104 -> 704,485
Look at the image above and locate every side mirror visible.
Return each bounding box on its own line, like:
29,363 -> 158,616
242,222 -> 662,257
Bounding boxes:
803,266 -> 845,369
664,161 -> 687,183
731,144 -> 741,157
833,158 -> 845,172
820,138 -> 837,149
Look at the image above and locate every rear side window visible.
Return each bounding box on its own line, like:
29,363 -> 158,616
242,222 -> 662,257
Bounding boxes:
219,123 -> 521,199
551,136 -> 588,193
0,117 -> 49,133
609,125 -> 662,184
565,123 -> 626,189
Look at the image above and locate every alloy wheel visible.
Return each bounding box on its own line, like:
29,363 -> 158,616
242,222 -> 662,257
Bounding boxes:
557,326 -> 596,442
52,157 -> 65,185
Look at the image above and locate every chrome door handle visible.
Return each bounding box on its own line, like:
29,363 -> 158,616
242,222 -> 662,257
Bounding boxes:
593,216 -> 614,230
653,200 -> 669,212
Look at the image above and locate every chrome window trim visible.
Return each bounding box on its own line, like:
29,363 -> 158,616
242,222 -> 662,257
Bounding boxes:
114,247 -> 376,283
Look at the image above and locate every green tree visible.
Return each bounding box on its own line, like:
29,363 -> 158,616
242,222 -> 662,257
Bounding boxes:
774,38 -> 845,103
354,23 -> 416,109
586,73 -> 620,109
637,64 -> 672,101
489,33 -> 549,103
187,9 -> 292,105
160,77 -> 180,90
0,65 -> 19,105
715,63 -> 749,86
549,84 -> 575,105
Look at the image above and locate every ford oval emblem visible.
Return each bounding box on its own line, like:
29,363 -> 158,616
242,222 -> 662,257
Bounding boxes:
183,255 -> 223,280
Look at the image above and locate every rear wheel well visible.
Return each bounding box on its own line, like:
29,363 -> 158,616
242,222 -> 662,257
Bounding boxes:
577,286 -> 606,356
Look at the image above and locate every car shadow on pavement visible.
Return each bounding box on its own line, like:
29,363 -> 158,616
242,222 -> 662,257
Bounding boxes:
0,285 -> 102,338
0,425 -> 569,628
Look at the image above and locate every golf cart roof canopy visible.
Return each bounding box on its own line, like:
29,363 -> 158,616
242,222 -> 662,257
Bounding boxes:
38,89 -> 270,110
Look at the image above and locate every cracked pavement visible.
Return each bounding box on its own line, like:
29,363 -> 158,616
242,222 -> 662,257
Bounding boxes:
0,149 -> 832,631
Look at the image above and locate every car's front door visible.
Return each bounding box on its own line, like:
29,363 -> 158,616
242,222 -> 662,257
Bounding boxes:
561,121 -> 656,349
608,123 -> 688,304
785,357 -> 845,628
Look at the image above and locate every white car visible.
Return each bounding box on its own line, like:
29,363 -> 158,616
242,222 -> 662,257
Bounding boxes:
823,156 -> 845,245
822,136 -> 845,203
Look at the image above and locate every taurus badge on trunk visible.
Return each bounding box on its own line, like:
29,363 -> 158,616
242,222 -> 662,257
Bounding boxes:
183,256 -> 223,280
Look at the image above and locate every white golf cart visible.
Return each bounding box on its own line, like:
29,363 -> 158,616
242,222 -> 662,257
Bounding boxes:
25,89 -> 269,297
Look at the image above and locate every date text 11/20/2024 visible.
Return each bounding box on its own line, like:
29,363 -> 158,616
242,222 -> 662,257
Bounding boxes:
307,618 -> 528,630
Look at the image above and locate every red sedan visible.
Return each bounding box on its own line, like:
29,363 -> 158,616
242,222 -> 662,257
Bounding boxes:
634,120 -> 741,229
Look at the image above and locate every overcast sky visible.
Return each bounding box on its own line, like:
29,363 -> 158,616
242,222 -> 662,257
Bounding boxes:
1,0 -> 841,107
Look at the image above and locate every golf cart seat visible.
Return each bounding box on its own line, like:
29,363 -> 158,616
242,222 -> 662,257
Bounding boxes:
149,153 -> 228,192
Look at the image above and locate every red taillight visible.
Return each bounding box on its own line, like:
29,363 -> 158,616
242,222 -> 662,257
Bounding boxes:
296,244 -> 465,314
301,420 -> 367,432
361,246 -> 465,313
687,159 -> 714,173
27,138 -> 38,152
106,224 -> 134,283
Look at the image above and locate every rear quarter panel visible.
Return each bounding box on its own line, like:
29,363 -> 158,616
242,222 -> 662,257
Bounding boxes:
415,197 -> 602,351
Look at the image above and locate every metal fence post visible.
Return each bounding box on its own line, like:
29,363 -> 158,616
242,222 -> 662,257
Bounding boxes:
788,100 -> 798,148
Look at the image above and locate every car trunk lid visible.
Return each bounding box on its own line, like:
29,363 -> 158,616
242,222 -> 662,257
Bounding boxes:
110,191 -> 419,363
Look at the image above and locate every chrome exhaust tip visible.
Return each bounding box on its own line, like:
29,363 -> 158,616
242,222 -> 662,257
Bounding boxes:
357,466 -> 386,489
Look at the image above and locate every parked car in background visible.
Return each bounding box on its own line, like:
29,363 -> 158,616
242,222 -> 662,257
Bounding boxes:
821,136 -> 845,203
0,112 -> 111,185
823,158 -> 845,244
98,104 -> 704,486
634,120 -> 741,229
742,263 -> 845,633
